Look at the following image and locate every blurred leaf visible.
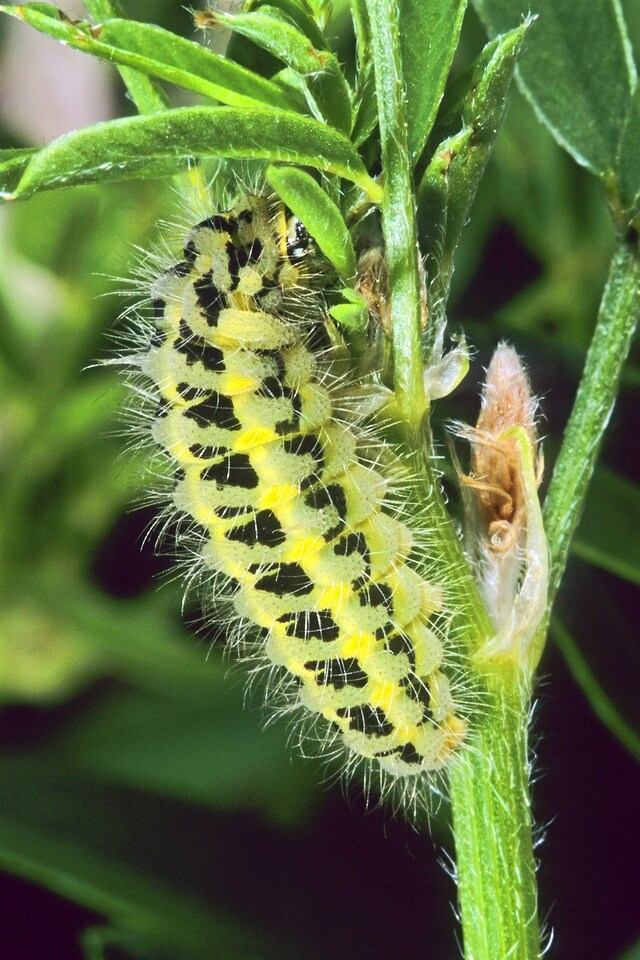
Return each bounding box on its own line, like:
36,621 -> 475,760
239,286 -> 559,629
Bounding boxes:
81,924 -> 155,960
0,764 -> 287,960
0,147 -> 38,194
460,87 -> 614,348
5,107 -> 380,201
0,4 -> 304,113
0,603 -> 102,705
572,465 -> 640,586
399,0 -> 468,163
473,0 -> 636,176
552,618 -> 640,762
552,560 -> 640,754
0,418 -> 124,580
266,164 -> 356,278
619,939 -> 640,960
201,8 -> 352,134
20,578 -> 318,822
618,83 -> 640,215
52,684 -> 317,817
621,0 -> 640,62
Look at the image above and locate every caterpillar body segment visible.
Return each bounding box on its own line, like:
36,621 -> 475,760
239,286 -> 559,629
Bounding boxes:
137,191 -> 466,779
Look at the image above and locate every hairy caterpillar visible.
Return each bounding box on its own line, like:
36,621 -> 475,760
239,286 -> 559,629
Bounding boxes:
124,189 -> 467,789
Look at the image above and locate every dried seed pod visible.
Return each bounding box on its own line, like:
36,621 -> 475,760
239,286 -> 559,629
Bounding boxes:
457,344 -> 548,665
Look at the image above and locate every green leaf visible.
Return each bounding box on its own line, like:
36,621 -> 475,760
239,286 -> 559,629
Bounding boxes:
351,63 -> 378,147
552,618 -> 640,763
618,83 -> 640,215
83,0 -> 170,115
473,0 -> 637,176
53,686 -> 315,815
351,0 -> 369,66
399,0 -> 468,163
350,0 -> 378,147
0,3 -> 304,112
619,939 -> 640,960
328,300 -> 369,330
0,148 -> 38,194
247,0 -> 329,49
81,924 -> 154,960
571,465 -> 640,586
0,760 -> 293,960
200,7 -> 352,134
266,164 -> 356,279
417,24 -> 528,350
12,577 -> 317,822
222,0 -> 328,79
4,107 -> 382,202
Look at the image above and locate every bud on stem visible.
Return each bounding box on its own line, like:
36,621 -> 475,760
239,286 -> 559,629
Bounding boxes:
457,344 -> 548,671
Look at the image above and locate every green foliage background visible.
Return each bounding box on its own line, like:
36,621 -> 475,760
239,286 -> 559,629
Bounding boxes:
0,3 -> 638,959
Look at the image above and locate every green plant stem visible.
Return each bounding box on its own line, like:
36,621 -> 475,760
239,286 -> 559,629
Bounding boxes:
418,435 -> 494,649
364,0 -> 425,426
448,678 -> 541,960
542,234 -> 640,610
364,0 -> 491,662
363,0 -> 491,640
364,3 -> 540,956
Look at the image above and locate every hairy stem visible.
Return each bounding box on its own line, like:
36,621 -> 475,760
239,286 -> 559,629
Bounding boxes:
364,3 -> 540,956
417,436 -> 494,650
542,234 -> 640,611
366,0 -> 493,647
364,0 -> 425,426
448,679 -> 541,960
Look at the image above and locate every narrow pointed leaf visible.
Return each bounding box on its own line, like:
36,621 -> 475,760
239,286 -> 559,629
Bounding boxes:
473,0 -> 636,175
223,0 -> 328,74
399,0 -> 468,163
247,0 -> 329,49
552,618 -> 640,763
5,107 -> 382,202
83,0 -> 170,114
266,164 -> 356,279
351,63 -> 378,146
200,8 -> 352,134
417,24 -> 527,350
0,765 -> 288,960
0,3 -> 304,112
349,0 -> 377,146
572,465 -> 640,586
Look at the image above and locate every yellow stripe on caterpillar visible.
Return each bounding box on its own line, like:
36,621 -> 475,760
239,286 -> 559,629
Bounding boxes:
128,190 -> 468,796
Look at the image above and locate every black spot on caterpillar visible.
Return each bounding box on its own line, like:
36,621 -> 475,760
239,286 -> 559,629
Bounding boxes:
130,190 -> 466,789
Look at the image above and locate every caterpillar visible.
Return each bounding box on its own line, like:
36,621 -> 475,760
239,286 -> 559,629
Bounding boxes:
125,188 -> 467,789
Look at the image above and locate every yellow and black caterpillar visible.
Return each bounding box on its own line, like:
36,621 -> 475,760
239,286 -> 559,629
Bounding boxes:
134,191 -> 465,780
